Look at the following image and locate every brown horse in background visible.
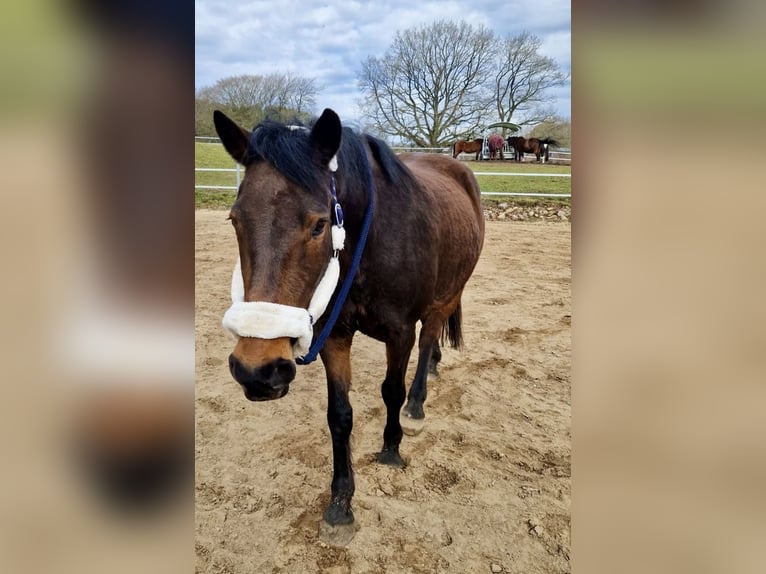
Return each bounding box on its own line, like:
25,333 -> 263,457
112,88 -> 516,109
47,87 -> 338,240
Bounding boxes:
214,108 -> 485,538
487,134 -> 505,160
507,136 -> 560,163
452,138 -> 483,160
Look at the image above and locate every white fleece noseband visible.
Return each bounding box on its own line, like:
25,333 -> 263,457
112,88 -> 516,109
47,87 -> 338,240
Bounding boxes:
222,156 -> 344,358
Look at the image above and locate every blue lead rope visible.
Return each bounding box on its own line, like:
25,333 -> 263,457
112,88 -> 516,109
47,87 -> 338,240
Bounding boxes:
295,154 -> 375,365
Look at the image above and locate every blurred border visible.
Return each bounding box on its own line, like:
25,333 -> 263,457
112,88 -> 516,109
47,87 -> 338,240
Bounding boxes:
0,1 -> 194,573
573,1 -> 766,573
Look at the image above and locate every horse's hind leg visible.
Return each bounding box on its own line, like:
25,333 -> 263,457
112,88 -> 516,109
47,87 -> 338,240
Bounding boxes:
404,309 -> 451,420
403,328 -> 436,420
378,325 -> 416,467
429,340 -> 442,376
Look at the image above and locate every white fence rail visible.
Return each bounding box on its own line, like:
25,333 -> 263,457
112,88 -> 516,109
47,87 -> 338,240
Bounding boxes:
391,147 -> 447,154
472,172 -> 570,178
387,145 -> 572,163
196,166 -> 242,190
195,143 -> 571,197
481,192 -> 569,197
545,151 -> 571,163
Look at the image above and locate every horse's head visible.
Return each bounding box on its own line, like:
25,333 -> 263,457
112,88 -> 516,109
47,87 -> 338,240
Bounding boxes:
213,109 -> 343,401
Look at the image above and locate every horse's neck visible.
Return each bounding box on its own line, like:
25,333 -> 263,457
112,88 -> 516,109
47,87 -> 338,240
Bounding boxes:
336,168 -> 372,235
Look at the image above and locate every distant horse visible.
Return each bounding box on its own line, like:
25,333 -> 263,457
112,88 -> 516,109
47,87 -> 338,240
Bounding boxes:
452,138 -> 484,160
508,136 -> 560,163
506,136 -> 524,161
214,109 -> 485,537
487,134 -> 505,160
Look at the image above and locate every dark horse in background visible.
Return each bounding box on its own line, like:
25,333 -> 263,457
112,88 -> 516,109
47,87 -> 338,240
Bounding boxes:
214,109 -> 484,540
452,138 -> 483,160
507,136 -> 560,163
506,136 -> 524,161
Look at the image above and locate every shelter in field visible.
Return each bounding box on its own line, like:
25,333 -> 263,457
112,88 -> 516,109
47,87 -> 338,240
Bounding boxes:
480,121 -> 520,160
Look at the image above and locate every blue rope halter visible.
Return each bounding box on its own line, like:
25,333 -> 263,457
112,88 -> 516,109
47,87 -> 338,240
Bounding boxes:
295,152 -> 375,365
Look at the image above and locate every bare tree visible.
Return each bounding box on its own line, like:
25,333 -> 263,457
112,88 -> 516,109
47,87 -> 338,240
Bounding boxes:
492,32 -> 568,129
358,20 -> 495,147
195,89 -> 218,135
196,73 -> 317,133
283,74 -> 317,115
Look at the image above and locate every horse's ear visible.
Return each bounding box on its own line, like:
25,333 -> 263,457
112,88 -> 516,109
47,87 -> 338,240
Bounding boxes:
310,108 -> 342,170
213,110 -> 250,165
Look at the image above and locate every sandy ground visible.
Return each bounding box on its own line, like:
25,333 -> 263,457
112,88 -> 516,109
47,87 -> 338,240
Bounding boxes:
195,210 -> 571,573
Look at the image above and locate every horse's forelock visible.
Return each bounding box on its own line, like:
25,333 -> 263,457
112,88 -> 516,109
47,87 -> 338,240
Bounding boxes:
246,122 -> 326,193
242,121 -> 412,206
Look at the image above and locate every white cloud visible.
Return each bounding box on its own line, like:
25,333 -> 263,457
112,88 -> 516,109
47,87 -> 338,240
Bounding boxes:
195,0 -> 571,122
541,30 -> 571,71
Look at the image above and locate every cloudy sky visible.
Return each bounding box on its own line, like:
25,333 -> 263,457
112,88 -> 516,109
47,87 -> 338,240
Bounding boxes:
195,0 -> 570,123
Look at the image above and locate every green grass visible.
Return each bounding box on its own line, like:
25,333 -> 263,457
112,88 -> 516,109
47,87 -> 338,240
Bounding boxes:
458,159 -> 571,197
195,142 -> 241,190
196,141 -> 232,167
195,143 -> 571,209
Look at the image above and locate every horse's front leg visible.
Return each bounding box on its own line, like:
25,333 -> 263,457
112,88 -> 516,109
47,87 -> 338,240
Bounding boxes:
378,326 -> 415,466
319,335 -> 355,526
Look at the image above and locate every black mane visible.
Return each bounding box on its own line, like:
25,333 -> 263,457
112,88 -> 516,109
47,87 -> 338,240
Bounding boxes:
246,119 -> 416,199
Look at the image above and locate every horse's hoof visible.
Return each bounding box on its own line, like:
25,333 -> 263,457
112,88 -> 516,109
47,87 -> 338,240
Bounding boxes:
400,412 -> 425,436
323,501 -> 354,526
318,519 -> 358,547
403,401 -> 425,420
377,449 -> 405,468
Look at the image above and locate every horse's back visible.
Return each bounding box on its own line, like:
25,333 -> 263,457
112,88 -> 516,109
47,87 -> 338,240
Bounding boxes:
397,153 -> 485,290
398,153 -> 483,227
350,151 -> 483,337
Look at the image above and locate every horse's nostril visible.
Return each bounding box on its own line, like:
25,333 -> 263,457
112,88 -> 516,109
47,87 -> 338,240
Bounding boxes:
274,358 -> 296,383
227,353 -> 295,390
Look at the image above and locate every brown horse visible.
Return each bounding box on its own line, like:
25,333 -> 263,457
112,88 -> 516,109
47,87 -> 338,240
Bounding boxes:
452,138 -> 483,160
488,134 -> 505,160
507,136 -> 560,163
506,136 -> 524,161
214,108 -> 485,536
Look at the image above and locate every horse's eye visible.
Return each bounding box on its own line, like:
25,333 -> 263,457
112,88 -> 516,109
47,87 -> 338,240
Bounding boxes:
311,219 -> 328,239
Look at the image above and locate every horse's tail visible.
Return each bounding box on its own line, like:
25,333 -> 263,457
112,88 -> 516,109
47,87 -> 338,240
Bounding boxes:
540,138 -> 559,147
441,302 -> 463,350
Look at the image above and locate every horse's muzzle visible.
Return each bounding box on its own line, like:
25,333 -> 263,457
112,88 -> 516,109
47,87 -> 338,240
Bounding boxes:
228,354 -> 296,401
